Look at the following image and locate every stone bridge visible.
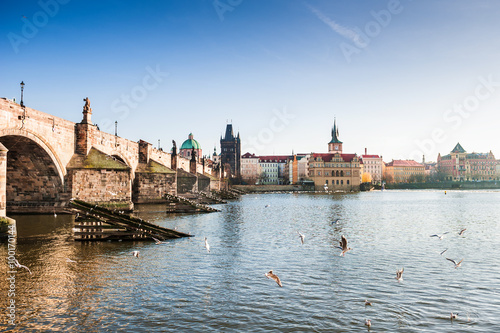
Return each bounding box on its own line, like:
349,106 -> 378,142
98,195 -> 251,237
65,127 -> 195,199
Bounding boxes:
0,97 -> 222,215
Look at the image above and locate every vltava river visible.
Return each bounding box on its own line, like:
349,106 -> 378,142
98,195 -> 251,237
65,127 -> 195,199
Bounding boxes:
1,190 -> 500,332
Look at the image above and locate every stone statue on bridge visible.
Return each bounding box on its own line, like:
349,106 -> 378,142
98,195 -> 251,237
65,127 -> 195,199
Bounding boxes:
82,97 -> 93,124
172,140 -> 177,156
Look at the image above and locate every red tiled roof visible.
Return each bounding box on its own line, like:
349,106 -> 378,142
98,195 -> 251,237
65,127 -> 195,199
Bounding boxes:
258,155 -> 291,163
361,155 -> 380,159
242,152 -> 258,158
386,160 -> 423,167
311,153 -> 358,162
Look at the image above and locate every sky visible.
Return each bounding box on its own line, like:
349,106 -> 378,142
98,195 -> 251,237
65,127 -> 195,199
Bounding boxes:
2,0 -> 500,162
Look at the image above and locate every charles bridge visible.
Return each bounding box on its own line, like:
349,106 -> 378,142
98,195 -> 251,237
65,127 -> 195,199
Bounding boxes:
0,97 -> 223,216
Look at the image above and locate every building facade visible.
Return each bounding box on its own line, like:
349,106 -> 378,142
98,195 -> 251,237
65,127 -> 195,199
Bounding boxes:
241,152 -> 259,184
308,119 -> 361,191
360,149 -> 383,185
220,124 -> 241,178
288,153 -> 310,184
384,160 -> 425,183
437,143 -> 497,181
258,155 -> 290,185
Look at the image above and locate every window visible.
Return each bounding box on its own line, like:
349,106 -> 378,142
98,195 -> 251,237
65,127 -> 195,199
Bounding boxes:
336,180 -> 339,185
347,180 -> 350,185
325,180 -> 328,185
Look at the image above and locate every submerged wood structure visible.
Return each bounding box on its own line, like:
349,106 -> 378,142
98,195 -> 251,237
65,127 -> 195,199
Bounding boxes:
164,193 -> 220,213
70,199 -> 192,241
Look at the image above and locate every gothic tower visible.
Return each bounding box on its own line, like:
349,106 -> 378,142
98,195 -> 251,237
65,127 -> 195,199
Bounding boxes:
328,118 -> 343,153
220,123 -> 241,178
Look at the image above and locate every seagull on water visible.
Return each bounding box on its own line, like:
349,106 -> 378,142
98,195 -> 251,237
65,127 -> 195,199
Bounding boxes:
337,235 -> 352,256
458,228 -> 467,236
265,270 -> 283,287
265,204 -> 270,208
365,319 -> 372,327
204,237 -> 210,253
430,232 -> 449,240
131,251 -> 140,258
331,218 -> 341,225
396,268 -> 404,282
446,258 -> 463,269
365,300 -> 372,306
450,312 -> 458,320
152,237 -> 164,244
13,259 -> 32,274
297,231 -> 305,244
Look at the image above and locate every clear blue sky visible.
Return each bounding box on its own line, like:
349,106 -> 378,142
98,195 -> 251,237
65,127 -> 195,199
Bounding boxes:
2,0 -> 500,162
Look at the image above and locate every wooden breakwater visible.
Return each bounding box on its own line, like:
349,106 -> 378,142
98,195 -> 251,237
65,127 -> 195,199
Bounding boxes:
164,194 -> 220,213
70,199 -> 192,241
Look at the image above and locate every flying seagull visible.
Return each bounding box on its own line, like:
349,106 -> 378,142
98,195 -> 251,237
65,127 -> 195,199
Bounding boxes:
458,228 -> 467,236
446,258 -> 463,269
204,237 -> 210,253
297,231 -> 305,244
430,232 -> 449,240
265,270 -> 283,287
13,259 -> 32,274
331,218 -> 341,225
440,248 -> 448,256
131,251 -> 140,258
337,235 -> 352,256
152,237 -> 164,244
396,268 -> 404,282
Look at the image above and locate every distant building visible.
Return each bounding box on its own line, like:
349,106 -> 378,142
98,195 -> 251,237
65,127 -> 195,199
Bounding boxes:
220,124 -> 241,178
360,148 -> 383,185
258,155 -> 290,185
288,153 -> 310,184
241,152 -> 259,184
437,143 -> 497,181
308,119 -> 361,190
179,133 -> 202,161
384,160 -> 425,183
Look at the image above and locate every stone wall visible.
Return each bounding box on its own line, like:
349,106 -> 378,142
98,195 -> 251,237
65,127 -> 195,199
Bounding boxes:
177,169 -> 197,194
0,143 -> 7,216
133,172 -> 176,203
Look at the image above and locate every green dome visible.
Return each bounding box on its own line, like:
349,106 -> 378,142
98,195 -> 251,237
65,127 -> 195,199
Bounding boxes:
180,133 -> 201,150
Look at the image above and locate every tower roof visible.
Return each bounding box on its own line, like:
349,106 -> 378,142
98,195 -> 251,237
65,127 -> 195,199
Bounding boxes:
451,142 -> 466,154
328,118 -> 343,144
224,124 -> 235,140
180,133 -> 201,150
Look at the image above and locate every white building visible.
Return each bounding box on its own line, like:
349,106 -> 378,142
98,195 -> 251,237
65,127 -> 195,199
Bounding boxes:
258,155 -> 290,185
360,149 -> 383,185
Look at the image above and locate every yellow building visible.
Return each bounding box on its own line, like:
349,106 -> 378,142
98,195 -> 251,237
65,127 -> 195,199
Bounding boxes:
384,160 -> 425,183
308,119 -> 361,191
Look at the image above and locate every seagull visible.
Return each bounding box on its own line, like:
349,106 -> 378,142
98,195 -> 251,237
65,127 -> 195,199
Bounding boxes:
458,228 -> 467,236
131,251 -> 140,258
430,232 -> 449,240
53,211 -> 57,218
331,218 -> 341,225
440,248 -> 448,256
450,312 -> 458,320
337,235 -> 352,256
265,270 -> 283,287
396,268 -> 404,282
13,259 -> 32,274
297,231 -> 305,244
152,237 -> 164,244
365,300 -> 372,306
108,190 -> 117,196
265,204 -> 270,208
66,258 -> 77,263
446,258 -> 463,269
204,237 -> 210,253
365,319 -> 372,327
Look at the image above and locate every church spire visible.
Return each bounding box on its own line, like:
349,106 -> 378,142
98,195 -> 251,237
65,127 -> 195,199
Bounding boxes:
329,118 -> 342,144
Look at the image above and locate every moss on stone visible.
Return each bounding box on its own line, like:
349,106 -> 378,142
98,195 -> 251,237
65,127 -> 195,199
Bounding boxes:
142,160 -> 175,174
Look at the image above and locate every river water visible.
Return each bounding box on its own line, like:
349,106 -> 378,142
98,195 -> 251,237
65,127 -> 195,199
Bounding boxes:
1,190 -> 500,332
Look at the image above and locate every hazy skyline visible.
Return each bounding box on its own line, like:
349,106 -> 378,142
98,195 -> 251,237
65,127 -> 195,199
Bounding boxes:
2,0 -> 500,161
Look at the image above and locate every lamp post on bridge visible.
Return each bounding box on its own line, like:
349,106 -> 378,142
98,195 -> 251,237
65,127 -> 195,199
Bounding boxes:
20,81 -> 25,107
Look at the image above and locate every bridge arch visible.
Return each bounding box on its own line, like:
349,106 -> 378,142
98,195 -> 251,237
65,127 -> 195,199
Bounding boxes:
0,129 -> 66,207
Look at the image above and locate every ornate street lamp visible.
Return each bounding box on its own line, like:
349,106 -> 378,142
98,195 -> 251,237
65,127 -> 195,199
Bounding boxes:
20,81 -> 25,107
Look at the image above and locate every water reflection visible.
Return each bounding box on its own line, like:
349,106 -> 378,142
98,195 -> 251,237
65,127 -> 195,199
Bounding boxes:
1,191 -> 500,332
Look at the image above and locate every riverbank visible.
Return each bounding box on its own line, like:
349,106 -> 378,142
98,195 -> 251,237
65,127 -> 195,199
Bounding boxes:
233,184 -> 313,193
385,181 -> 500,190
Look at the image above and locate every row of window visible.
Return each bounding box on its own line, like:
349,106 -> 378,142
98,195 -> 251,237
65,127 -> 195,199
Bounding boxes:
316,171 -> 351,176
325,179 -> 350,185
